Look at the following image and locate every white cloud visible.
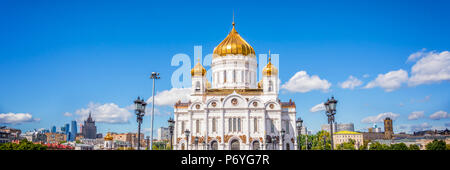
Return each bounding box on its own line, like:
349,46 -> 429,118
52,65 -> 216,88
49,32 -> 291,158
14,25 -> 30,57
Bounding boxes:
361,112 -> 400,124
408,111 -> 424,120
147,88 -> 191,106
63,112 -> 73,117
407,48 -> 429,62
410,122 -> 432,131
75,102 -> 132,124
429,110 -> 448,120
339,76 -> 363,90
281,71 -> 331,93
309,103 -> 325,113
362,74 -> 370,78
0,113 -> 39,124
364,69 -> 408,92
408,50 -> 450,86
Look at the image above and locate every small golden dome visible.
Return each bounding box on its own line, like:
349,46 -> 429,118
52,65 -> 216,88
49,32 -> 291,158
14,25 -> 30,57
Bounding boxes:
213,22 -> 255,57
257,80 -> 262,88
104,132 -> 113,141
262,56 -> 278,76
191,61 -> 206,76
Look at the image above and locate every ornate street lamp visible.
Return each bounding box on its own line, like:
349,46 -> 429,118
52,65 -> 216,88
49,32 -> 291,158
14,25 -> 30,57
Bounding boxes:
324,96 -> 337,150
149,72 -> 160,150
281,129 -> 286,150
296,117 -> 303,150
168,117 -> 175,150
134,96 -> 147,150
185,129 -> 190,150
194,136 -> 199,150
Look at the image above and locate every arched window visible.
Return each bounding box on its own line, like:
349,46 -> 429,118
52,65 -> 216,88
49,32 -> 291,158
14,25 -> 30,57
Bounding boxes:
233,70 -> 236,83
211,141 -> 218,150
181,121 -> 185,134
196,120 -> 200,133
233,118 -> 237,132
230,139 -> 240,150
252,141 -> 260,150
212,118 -> 216,133
268,80 -> 273,92
270,120 -> 275,133
238,118 -> 241,132
224,71 -> 227,83
195,81 -> 200,91
254,118 -> 258,132
285,120 -> 289,134
228,118 -> 232,132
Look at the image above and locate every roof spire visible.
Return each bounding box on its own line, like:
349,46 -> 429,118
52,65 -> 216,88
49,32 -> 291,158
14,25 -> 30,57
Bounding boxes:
232,10 -> 235,27
268,50 -> 271,63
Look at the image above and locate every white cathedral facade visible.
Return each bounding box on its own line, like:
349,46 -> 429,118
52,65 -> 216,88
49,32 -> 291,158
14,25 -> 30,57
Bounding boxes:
173,21 -> 297,150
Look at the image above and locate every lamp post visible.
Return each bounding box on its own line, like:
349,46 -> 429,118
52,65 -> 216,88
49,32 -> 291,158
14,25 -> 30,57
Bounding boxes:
194,136 -> 199,150
134,97 -> 147,150
281,129 -> 285,150
185,129 -> 190,150
324,96 -> 337,150
168,117 -> 175,150
296,117 -> 303,150
271,136 -> 276,150
149,72 -> 160,150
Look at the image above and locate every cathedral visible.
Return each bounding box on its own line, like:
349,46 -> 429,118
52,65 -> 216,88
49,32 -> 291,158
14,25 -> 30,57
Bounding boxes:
173,20 -> 297,150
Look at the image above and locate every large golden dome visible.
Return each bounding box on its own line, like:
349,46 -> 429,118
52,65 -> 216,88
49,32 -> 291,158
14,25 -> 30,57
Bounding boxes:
191,61 -> 206,76
213,22 -> 255,57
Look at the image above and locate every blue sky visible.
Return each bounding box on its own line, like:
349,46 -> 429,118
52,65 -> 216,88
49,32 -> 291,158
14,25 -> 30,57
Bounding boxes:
0,0 -> 449,137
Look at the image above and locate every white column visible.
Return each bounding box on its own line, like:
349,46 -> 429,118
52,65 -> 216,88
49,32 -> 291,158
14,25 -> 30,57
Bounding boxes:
247,109 -> 251,150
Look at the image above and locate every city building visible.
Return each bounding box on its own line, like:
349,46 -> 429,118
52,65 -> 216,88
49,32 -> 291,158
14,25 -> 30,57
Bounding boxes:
81,113 -> 97,139
45,132 -> 67,144
333,131 -> 364,149
70,120 -> 77,141
321,123 -> 354,133
173,20 -> 297,150
0,126 -> 21,143
158,127 -> 170,141
112,132 -> 144,148
51,126 -> 57,133
384,117 -> 393,139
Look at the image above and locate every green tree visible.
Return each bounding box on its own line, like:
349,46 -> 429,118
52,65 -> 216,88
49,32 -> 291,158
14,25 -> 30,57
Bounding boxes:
425,139 -> 446,150
409,144 -> 420,150
336,139 -> 356,150
390,143 -> 408,150
0,139 -> 47,150
369,142 -> 390,150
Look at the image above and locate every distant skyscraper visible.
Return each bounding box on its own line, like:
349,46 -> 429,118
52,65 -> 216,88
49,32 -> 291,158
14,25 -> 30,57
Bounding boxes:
321,123 -> 354,132
82,113 -> 97,139
65,123 -> 70,141
70,120 -> 77,141
51,126 -> 56,133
